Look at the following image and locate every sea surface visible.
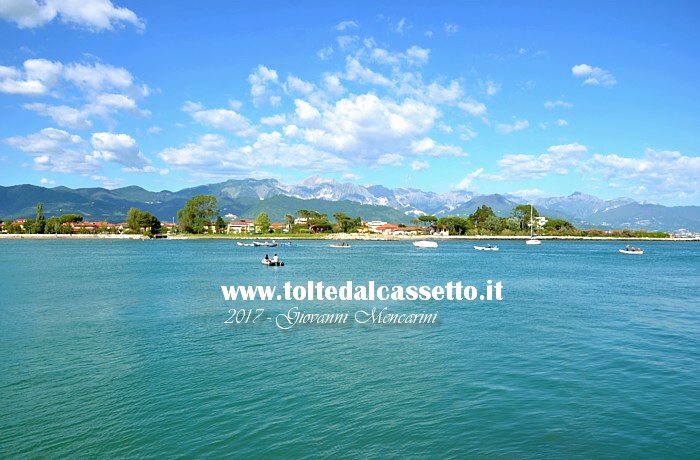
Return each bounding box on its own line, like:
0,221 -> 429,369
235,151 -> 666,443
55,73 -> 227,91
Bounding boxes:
1,238 -> 699,458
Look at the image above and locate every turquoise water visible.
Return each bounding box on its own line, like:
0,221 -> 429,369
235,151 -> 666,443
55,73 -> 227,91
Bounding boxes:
1,239 -> 699,458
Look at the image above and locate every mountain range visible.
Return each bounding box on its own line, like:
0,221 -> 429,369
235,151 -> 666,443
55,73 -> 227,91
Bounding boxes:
1,177 -> 699,232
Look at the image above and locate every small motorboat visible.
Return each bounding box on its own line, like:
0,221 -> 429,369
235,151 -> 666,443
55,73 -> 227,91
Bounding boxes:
329,242 -> 351,248
474,245 -> 499,251
619,248 -> 644,255
237,241 -> 255,247
413,240 -> 438,248
262,258 -> 284,266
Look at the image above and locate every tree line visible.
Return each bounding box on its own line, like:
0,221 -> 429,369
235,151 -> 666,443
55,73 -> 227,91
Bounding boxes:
1,197 -> 669,238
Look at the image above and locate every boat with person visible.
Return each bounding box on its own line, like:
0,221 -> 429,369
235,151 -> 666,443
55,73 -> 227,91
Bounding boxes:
413,240 -> 438,248
619,245 -> 644,255
474,244 -> 499,251
262,254 -> 284,266
329,242 -> 351,248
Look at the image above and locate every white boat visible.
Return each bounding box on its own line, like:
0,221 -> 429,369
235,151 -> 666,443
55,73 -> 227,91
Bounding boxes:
262,257 -> 284,266
413,240 -> 438,248
474,245 -> 499,251
525,204 -> 541,245
619,248 -> 644,255
237,241 -> 255,247
329,242 -> 351,248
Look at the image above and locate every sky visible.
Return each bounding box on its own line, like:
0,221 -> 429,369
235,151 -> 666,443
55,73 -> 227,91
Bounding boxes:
1,0 -> 699,205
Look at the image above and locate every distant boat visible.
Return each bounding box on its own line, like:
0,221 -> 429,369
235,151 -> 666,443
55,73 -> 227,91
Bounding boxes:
474,245 -> 499,251
262,258 -> 284,266
329,242 -> 351,248
525,204 -> 541,245
237,241 -> 255,247
253,241 -> 278,247
619,248 -> 644,255
413,240 -> 438,248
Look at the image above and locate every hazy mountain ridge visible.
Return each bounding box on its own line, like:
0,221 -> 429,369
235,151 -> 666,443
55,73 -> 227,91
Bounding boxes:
1,179 -> 699,232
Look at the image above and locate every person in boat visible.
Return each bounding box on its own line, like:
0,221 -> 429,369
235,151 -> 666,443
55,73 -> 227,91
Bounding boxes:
272,254 -> 279,264
625,245 -> 630,251
264,254 -> 270,262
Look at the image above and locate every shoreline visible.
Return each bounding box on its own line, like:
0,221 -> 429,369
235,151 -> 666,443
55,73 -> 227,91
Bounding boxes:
1,233 -> 698,242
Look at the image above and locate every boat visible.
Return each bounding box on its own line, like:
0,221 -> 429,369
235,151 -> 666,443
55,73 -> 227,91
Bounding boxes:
413,240 -> 438,248
253,241 -> 278,247
262,258 -> 284,266
329,242 -> 351,248
525,204 -> 541,245
474,245 -> 499,251
619,247 -> 644,255
237,241 -> 255,247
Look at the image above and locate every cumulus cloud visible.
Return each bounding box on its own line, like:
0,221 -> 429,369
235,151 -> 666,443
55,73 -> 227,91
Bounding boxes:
591,148 -> 700,199
489,143 -> 588,180
444,23 -> 459,35
6,127 -> 161,175
455,168 -> 484,190
459,100 -> 487,117
5,128 -> 97,174
183,101 -> 256,137
571,64 -> 616,87
411,160 -> 429,171
495,119 -> 529,134
249,65 -> 280,106
91,132 -> 151,170
335,20 -> 358,31
0,0 -> 144,31
2,58 -> 150,129
544,100 -> 573,108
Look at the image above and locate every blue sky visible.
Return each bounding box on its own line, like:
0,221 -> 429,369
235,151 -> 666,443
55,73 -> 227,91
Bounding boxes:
1,0 -> 699,205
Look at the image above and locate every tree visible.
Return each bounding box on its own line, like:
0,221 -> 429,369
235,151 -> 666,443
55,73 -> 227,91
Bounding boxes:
333,212 -> 361,233
284,214 -> 295,232
59,214 -> 83,224
177,195 -> 218,234
437,216 -> 471,235
512,204 -> 538,231
34,203 -> 46,234
127,207 -> 161,236
469,205 -> 496,230
418,215 -> 438,228
216,216 -> 227,234
127,207 -> 141,232
255,211 -> 271,233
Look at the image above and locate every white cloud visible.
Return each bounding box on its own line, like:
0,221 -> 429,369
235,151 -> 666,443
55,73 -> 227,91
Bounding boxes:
335,20 -> 358,31
3,58 -> 149,128
40,177 -> 55,185
317,45 -> 334,60
495,119 -> 529,134
555,119 -> 568,126
411,160 -> 430,171
544,100 -> 573,108
248,65 -> 280,105
591,148 -> 700,199
5,127 -> 98,174
458,100 -> 487,117
571,63 -> 616,87
427,80 -> 462,104
0,0 -> 144,31
6,127 -> 163,175
490,143 -> 587,180
444,23 -> 459,35
183,101 -> 255,137
91,132 -> 150,169
455,168 -> 484,190
345,57 -> 392,87
485,80 -> 500,96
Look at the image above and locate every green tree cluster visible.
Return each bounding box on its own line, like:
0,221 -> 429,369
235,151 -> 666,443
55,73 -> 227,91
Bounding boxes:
127,207 -> 162,237
177,195 -> 219,234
